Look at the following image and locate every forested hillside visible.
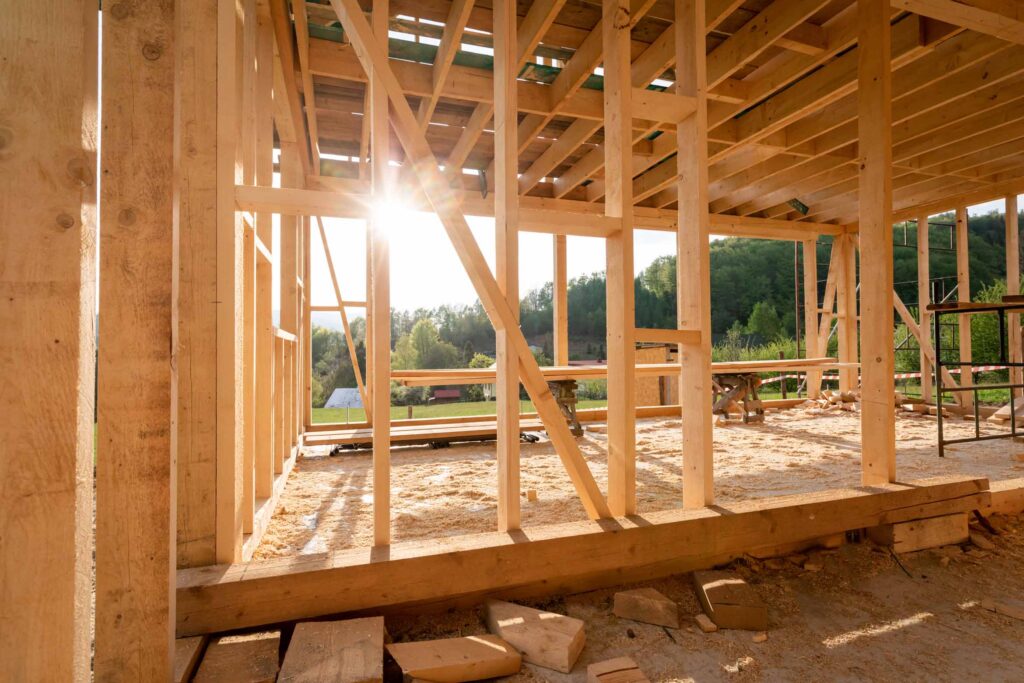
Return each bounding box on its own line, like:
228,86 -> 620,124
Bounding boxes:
311,210 -> 1019,406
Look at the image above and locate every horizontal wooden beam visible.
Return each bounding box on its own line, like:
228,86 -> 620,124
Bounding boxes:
176,475 -> 991,636
634,327 -> 702,345
241,182 -> 845,238
893,0 -> 1024,44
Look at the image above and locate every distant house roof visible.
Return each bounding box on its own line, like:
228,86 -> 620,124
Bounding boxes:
324,387 -> 363,409
433,389 -> 461,399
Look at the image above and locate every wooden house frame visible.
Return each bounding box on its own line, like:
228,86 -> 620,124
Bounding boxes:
4,0 -> 1024,678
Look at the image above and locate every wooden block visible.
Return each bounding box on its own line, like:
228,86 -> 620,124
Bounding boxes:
694,614 -> 718,633
980,598 -> 1024,621
484,599 -> 584,673
612,587 -> 679,628
194,632 -> 280,683
174,636 -> 207,683
692,571 -> 768,631
586,657 -> 650,683
279,617 -> 384,682
868,513 -> 968,554
386,634 -> 520,682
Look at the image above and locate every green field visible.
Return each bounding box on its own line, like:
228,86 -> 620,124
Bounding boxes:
312,399 -> 609,424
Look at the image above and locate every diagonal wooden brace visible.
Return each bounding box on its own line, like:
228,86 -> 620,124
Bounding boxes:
328,0 -> 612,520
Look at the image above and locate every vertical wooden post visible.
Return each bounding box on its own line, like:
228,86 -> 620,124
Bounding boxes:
1,3 -> 96,679
275,336 -> 285,471
242,227 -> 256,533
917,214 -> 933,403
837,234 -> 859,391
605,0 -> 636,516
255,0 -> 275,495
857,0 -> 896,485
495,0 -> 521,531
175,0 -> 239,566
303,220 -> 314,426
97,0 -> 177,674
802,240 -> 821,398
370,0 -> 392,545
553,234 -> 569,366
1007,196 -> 1022,396
676,0 -> 714,509
956,206 -> 974,409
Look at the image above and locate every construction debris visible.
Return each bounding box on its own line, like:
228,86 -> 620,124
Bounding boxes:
174,636 -> 206,683
970,532 -> 997,551
692,571 -> 768,631
612,587 -> 679,628
694,613 -> 718,633
278,617 -> 384,683
980,598 -> 1024,621
193,632 -> 281,683
586,657 -> 650,683
752,632 -> 768,643
868,513 -> 969,554
385,634 -> 520,682
484,599 -> 585,673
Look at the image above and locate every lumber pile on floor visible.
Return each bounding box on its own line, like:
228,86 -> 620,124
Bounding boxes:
868,513 -> 969,553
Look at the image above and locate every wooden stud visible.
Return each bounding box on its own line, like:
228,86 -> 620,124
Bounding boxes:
95,0 -> 176,677
676,0 -> 715,509
1,2 -> 96,679
554,235 -> 569,366
918,213 -> 933,403
494,0 -> 520,532
243,227 -> 257,534
256,257 -> 274,498
857,0 -> 896,485
837,234 -> 859,392
327,0 -> 611,520
1007,195 -> 1022,396
605,0 -> 637,517
956,205 -> 974,409
802,240 -> 821,398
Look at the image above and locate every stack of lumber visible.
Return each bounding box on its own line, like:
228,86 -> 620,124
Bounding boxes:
987,401 -> 1024,425
692,571 -> 769,631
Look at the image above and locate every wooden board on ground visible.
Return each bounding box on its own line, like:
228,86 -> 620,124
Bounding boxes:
613,587 -> 679,628
867,513 -> 968,553
385,634 -> 520,682
980,597 -> 1024,621
692,571 -> 768,631
194,632 -> 280,683
174,636 -> 207,683
278,617 -> 384,682
587,657 -> 650,683
484,599 -> 584,673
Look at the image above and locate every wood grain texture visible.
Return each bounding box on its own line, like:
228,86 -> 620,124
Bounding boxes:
95,0 -> 176,677
0,1 -> 97,679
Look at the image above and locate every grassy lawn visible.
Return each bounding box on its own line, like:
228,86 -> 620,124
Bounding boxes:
312,399 -> 609,424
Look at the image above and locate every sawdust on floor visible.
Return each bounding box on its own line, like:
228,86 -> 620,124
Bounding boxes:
253,407 -> 1024,559
379,513 -> 1024,682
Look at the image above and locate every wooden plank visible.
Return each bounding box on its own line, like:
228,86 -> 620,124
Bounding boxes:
369,0 -> 391,546
0,2 -> 96,679
613,587 -> 680,628
484,600 -> 585,674
278,617 -> 384,682
553,235 -> 569,365
94,0 -> 175,677
494,0 -> 520,533
867,512 -> 968,553
837,234 -> 859,391
216,0 -> 244,565
174,636 -> 207,683
693,571 -> 768,630
256,258 -> 274,498
587,657 -> 650,683
194,632 -> 281,683
892,0 -> 1024,45
857,0 -> 896,485
175,0 -> 222,568
243,228 -> 257,534
918,213 -> 934,402
416,0 -> 476,128
676,0 -> 715,509
386,634 -> 520,682
326,0 -> 611,520
803,240 -> 822,397
1008,195 -> 1022,395
605,0 -> 637,517
956,205 -> 974,409
176,476 -> 991,636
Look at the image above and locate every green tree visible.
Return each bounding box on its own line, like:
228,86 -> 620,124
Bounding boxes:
746,301 -> 782,340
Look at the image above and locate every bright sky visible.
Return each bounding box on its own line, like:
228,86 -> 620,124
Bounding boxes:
307,210 -> 678,313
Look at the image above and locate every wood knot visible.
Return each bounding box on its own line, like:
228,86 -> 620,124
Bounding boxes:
142,41 -> 163,61
118,208 -> 137,226
66,157 -> 95,187
56,213 -> 76,230
110,2 -> 131,20
614,7 -> 631,29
